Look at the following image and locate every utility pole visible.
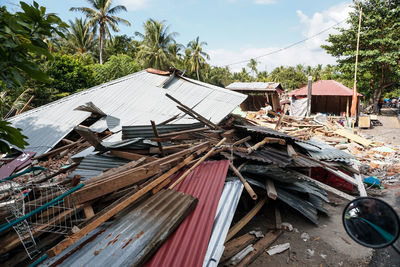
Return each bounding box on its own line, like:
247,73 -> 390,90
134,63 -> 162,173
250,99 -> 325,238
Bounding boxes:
307,76 -> 312,117
351,3 -> 362,117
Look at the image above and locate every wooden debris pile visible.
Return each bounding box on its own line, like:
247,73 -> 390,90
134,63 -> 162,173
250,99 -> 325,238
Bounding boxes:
0,107 -> 374,266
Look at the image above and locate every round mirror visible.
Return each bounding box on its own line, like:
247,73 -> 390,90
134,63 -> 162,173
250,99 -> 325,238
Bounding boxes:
343,197 -> 400,248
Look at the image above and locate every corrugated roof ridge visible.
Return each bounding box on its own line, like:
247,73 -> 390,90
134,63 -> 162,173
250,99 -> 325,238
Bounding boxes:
7,70 -> 150,121
180,76 -> 246,97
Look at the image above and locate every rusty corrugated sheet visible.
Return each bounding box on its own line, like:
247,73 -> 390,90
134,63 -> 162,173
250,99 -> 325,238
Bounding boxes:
40,189 -> 197,267
233,147 -> 292,167
146,160 -> 229,267
290,80 -> 363,97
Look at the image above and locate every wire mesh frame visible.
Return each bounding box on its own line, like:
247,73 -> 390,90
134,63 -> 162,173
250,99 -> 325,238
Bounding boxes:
1,181 -> 80,257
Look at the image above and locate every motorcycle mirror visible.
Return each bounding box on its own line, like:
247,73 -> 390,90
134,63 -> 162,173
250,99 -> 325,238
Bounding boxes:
342,197 -> 400,248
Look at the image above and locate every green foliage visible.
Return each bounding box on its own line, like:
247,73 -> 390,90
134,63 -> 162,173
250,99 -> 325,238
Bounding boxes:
30,54 -> 95,106
135,19 -> 178,70
322,0 -> 400,106
185,37 -> 210,80
93,54 -> 141,84
66,17 -> 96,54
103,35 -> 136,61
0,1 -> 68,88
70,0 -> 131,64
0,121 -> 28,153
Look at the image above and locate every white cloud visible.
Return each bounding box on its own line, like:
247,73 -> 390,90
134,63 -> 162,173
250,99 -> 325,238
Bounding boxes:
116,0 -> 150,11
209,2 -> 352,72
253,0 -> 276,5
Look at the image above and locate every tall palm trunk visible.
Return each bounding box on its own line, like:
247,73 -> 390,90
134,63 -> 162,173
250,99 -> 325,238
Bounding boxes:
99,24 -> 105,64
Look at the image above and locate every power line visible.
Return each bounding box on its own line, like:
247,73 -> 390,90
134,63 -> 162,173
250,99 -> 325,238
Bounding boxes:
225,18 -> 348,67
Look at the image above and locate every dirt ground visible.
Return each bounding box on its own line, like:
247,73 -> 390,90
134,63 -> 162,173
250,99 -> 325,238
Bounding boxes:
244,109 -> 400,267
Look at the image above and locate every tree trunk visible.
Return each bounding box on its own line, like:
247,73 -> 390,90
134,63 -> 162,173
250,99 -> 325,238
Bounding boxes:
196,67 -> 199,81
99,25 -> 104,65
372,86 -> 382,114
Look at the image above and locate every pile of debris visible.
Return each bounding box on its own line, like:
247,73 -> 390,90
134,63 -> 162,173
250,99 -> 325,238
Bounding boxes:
0,69 -> 381,266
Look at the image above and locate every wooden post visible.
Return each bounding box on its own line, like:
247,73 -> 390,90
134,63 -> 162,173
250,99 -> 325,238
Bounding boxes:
225,198 -> 267,242
346,97 -> 350,117
228,161 -> 258,200
151,120 -> 165,157
307,76 -> 312,117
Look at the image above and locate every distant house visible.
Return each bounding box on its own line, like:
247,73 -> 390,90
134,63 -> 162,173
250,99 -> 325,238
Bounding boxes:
290,80 -> 362,116
226,82 -> 283,111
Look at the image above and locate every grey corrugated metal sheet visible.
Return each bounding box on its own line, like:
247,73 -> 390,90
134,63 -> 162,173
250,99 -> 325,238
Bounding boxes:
226,82 -> 281,91
68,153 -> 130,180
8,70 -> 246,155
122,123 -> 204,139
296,138 -> 354,162
40,189 -> 197,267
233,148 -> 293,167
203,178 -> 243,267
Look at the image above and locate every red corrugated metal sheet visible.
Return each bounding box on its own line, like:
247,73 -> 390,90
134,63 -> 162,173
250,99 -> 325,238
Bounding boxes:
146,160 -> 229,267
290,80 -> 363,96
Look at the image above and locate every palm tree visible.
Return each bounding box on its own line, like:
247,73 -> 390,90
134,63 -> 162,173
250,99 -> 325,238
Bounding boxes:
247,58 -> 258,76
135,19 -> 178,70
67,18 -> 96,54
187,36 -> 210,80
70,0 -> 131,64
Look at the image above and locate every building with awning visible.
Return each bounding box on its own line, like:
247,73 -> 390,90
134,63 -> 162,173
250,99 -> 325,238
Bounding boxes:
290,80 -> 362,116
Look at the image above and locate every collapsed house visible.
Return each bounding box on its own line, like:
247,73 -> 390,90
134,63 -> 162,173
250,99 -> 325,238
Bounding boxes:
226,82 -> 283,112
290,80 -> 363,116
0,69 -> 372,267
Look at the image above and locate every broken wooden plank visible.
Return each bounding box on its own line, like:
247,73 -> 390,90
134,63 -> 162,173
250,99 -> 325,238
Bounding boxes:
334,129 -> 372,147
286,143 -> 298,158
83,204 -> 95,219
226,198 -> 267,242
265,179 -> 277,200
233,136 -> 251,146
109,150 -> 154,162
157,114 -> 179,126
221,233 -> 257,263
157,127 -> 208,138
169,138 -> 226,189
228,161 -> 258,200
275,204 -> 282,230
236,230 -> 283,267
151,120 -> 165,157
247,137 -> 286,154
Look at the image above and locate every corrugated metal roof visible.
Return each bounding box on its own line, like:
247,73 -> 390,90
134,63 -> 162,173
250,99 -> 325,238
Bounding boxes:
226,82 -> 282,92
8,71 -> 246,155
67,153 -> 130,180
122,123 -> 204,139
147,160 -> 229,267
40,189 -> 197,267
296,139 -> 354,162
233,148 -> 293,167
290,80 -> 363,96
203,178 -> 243,267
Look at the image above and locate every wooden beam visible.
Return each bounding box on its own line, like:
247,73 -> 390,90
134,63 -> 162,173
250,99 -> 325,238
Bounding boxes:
169,138 -> 226,189
83,204 -> 95,219
236,230 -> 283,267
158,127 -> 208,138
286,144 -> 298,158
221,233 -> 257,263
247,137 -> 286,154
275,204 -> 282,229
226,198 -> 267,242
47,153 -> 197,258
228,161 -> 258,200
265,179 -> 277,200
157,114 -> 179,126
109,150 -> 154,162
233,136 -> 251,146
33,140 -> 84,160
151,120 -> 165,157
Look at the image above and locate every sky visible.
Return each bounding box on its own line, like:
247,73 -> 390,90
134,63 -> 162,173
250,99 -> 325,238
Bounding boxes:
4,0 -> 353,72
